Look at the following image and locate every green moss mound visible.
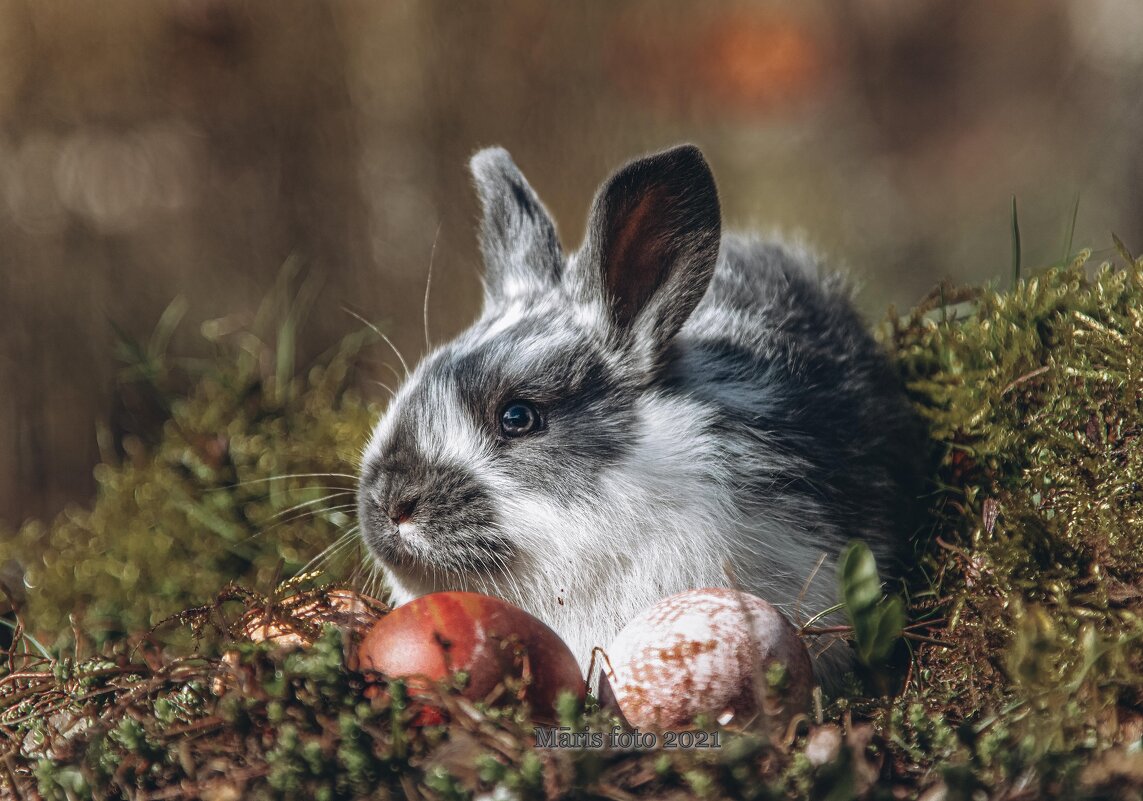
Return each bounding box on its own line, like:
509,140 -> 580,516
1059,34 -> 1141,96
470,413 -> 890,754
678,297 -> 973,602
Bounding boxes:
0,281 -> 381,648
880,251 -> 1143,793
2,251 -> 1142,799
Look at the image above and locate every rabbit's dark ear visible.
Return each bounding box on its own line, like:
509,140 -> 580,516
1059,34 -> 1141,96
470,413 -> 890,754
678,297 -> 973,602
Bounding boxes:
572,145 -> 720,361
470,148 -> 563,304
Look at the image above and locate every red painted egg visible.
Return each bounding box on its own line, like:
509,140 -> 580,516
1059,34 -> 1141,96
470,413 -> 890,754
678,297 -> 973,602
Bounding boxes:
602,588 -> 814,731
355,591 -> 585,722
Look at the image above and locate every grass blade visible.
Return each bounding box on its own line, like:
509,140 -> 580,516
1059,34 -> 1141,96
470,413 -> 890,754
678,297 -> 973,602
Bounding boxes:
1112,232 -> 1136,266
1062,193 -> 1080,264
1010,195 -> 1022,288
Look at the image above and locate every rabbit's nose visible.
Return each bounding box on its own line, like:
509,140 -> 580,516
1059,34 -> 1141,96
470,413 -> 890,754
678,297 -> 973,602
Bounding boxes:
387,497 -> 418,525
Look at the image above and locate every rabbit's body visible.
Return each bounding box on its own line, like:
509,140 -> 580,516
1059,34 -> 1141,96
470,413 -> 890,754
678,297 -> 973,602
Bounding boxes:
358,146 -> 923,684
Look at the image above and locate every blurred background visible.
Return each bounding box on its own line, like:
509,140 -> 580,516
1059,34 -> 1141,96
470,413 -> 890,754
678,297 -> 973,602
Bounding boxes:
2,0 -> 1142,529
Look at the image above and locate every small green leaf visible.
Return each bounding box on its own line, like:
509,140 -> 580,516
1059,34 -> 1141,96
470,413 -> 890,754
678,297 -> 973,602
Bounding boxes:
840,541 -> 906,668
839,541 -> 881,622
859,596 -> 906,665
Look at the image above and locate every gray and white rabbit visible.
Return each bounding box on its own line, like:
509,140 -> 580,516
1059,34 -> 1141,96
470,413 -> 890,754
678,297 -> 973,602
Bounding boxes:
357,144 -> 924,684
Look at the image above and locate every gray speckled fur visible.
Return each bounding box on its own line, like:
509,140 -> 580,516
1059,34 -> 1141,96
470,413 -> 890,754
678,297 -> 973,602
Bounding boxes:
357,145 -> 925,689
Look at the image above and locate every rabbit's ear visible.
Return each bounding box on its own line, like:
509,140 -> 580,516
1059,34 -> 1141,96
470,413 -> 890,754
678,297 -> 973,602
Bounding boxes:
470,148 -> 563,305
571,145 -> 720,363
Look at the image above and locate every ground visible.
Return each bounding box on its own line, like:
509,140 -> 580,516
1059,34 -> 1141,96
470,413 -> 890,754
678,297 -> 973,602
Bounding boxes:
1,250 -> 1141,800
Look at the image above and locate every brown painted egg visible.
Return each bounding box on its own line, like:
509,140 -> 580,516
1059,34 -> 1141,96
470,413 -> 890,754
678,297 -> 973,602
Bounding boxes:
602,588 -> 814,731
355,591 -> 585,723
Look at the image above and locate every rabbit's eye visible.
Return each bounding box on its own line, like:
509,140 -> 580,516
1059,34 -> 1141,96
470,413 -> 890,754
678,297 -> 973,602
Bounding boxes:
499,400 -> 542,438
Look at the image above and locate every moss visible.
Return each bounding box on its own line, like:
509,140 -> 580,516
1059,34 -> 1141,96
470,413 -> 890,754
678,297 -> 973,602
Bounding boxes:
0,292 -> 380,648
881,250 -> 1143,792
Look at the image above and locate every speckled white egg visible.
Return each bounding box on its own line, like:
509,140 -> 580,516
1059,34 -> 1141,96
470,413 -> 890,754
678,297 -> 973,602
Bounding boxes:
602,587 -> 814,731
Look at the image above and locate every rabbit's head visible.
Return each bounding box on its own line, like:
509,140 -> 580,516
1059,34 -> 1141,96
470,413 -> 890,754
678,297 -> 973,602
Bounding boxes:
357,145 -> 722,608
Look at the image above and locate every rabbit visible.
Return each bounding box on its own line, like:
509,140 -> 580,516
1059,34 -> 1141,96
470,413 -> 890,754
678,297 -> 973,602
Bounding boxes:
356,144 -> 925,687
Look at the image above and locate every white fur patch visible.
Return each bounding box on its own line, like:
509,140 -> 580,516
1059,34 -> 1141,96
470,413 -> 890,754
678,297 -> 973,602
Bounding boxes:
469,301 -> 527,348
570,301 -> 604,332
423,381 -> 490,467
